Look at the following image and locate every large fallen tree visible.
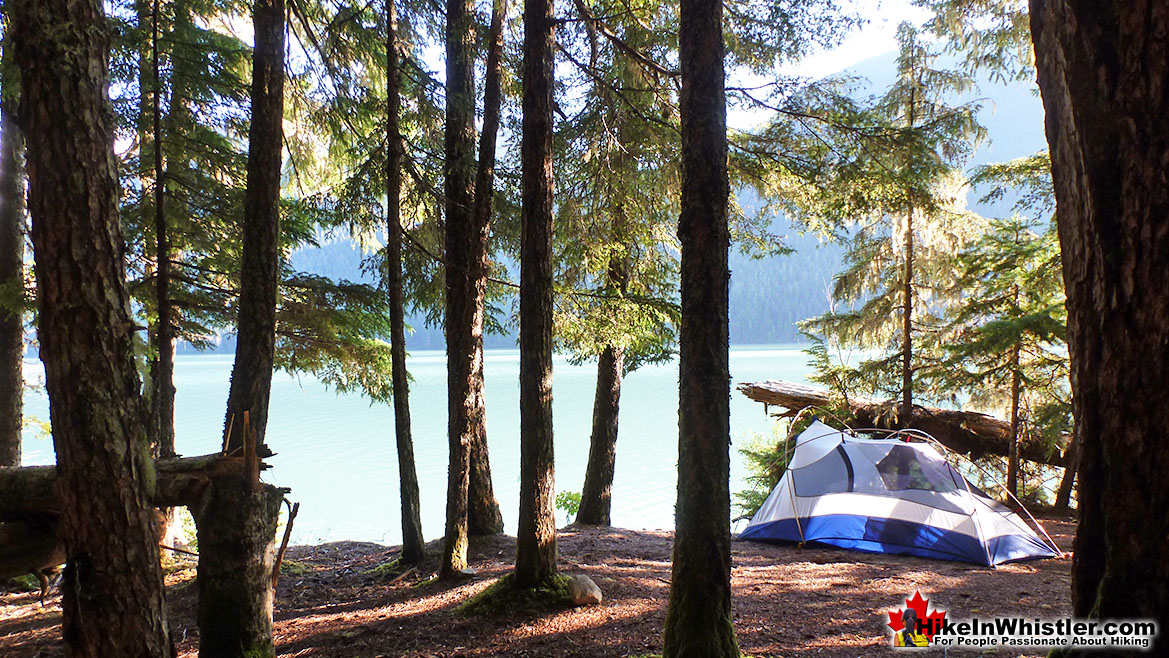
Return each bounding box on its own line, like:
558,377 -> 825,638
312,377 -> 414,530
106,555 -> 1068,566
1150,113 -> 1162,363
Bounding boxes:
737,380 -> 1067,467
0,453 -> 267,521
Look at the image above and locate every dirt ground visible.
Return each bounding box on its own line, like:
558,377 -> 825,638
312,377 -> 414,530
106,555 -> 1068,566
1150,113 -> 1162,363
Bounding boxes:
1,511 -> 1074,657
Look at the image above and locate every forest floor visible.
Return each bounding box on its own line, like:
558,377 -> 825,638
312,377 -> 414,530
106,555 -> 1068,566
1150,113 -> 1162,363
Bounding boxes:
1,510 -> 1075,657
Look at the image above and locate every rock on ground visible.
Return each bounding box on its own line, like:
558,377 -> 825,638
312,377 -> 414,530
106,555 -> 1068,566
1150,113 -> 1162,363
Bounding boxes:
568,574 -> 602,605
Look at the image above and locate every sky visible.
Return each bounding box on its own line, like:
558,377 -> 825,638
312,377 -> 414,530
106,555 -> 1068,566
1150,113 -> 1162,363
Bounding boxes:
728,0 -> 932,130
784,0 -> 932,79
8,1 -> 935,157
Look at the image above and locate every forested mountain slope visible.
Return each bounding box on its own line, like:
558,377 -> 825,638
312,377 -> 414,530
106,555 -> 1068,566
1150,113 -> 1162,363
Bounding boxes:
281,51 -> 1046,350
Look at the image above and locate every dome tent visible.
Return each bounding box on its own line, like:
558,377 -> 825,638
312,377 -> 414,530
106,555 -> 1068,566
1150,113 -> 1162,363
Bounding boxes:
738,420 -> 1061,566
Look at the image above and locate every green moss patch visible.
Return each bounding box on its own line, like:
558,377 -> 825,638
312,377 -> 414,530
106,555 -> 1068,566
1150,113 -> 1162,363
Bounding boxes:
362,558 -> 403,579
455,573 -> 576,616
3,574 -> 41,593
279,559 -> 312,577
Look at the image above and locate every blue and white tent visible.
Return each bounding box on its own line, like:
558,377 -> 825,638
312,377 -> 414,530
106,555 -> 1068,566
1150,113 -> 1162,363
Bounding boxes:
738,420 -> 1060,567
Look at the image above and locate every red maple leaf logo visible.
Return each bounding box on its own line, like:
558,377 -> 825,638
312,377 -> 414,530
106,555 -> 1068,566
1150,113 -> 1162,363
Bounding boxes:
887,591 -> 947,641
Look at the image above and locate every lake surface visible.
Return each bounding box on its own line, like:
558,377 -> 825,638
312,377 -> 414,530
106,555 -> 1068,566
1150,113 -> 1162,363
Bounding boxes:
20,345 -> 815,545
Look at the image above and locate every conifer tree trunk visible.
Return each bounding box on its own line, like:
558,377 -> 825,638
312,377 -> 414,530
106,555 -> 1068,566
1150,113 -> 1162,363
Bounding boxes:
466,0 -> 508,536
9,1 -> 173,655
440,0 -> 477,577
151,0 -> 176,459
578,209 -> 630,527
577,345 -> 624,525
1007,342 -> 1021,499
900,207 -> 914,422
899,65 -> 918,425
0,52 -> 24,470
662,0 -> 738,653
1054,435 -> 1077,511
514,0 -> 557,588
196,1 -> 286,655
1032,0 -> 1169,644
190,480 -> 283,658
386,0 -> 425,564
222,0 -> 284,453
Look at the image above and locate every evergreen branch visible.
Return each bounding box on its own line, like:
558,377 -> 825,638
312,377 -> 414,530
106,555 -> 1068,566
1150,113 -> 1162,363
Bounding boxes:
557,45 -> 679,136
568,0 -> 679,79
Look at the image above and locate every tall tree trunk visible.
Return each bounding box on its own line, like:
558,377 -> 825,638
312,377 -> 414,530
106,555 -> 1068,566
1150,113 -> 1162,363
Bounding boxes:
1032,0 -> 1169,645
386,0 -> 425,564
466,0 -> 508,536
1054,432 -> 1078,511
197,1 -> 285,655
440,0 -> 477,578
9,1 -> 173,655
151,0 -> 176,459
578,192 -> 630,527
223,0 -> 284,454
900,206 -> 914,423
0,47 -> 24,470
899,67 -> 918,426
1007,341 -> 1021,499
137,0 -> 161,451
577,345 -> 624,525
662,0 -> 738,653
514,0 -> 557,588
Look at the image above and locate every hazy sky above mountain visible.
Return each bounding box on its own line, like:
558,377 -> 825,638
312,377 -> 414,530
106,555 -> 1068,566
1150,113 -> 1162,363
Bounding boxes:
787,0 -> 931,78
727,0 -> 932,130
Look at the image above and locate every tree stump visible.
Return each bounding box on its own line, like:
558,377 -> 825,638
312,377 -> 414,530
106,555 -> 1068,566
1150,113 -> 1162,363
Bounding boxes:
190,478 -> 285,658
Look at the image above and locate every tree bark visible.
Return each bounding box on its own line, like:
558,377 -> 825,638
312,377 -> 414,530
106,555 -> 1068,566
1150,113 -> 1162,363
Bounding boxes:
900,206 -> 914,423
0,46 -> 24,470
151,0 -> 176,459
1054,432 -> 1077,511
662,0 -> 738,653
190,480 -> 284,658
1007,342 -> 1021,499
577,345 -> 624,526
899,71 -> 917,426
199,1 -> 285,654
222,0 -> 284,455
440,0 -> 477,578
9,1 -> 174,655
386,0 -> 425,564
514,0 -> 558,588
465,0 -> 508,536
1031,0 -> 1169,646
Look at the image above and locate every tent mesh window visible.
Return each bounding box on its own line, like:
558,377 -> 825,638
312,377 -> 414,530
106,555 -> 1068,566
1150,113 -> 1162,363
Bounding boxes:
875,445 -> 958,492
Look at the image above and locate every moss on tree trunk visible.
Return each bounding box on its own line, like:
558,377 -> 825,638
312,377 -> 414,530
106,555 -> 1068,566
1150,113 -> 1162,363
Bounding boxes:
515,0 -> 558,588
10,1 -> 174,654
440,0 -> 478,577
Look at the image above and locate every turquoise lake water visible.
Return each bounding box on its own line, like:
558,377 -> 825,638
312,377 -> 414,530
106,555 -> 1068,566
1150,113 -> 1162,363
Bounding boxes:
20,345 -> 815,545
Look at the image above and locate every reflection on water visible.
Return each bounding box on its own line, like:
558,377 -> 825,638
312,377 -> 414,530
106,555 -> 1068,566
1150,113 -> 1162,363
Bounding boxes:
21,345 -> 814,545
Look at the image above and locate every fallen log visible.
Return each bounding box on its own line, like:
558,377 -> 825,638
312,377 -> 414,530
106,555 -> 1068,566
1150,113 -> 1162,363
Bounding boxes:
0,515 -> 65,602
0,453 -> 268,521
737,380 -> 1066,467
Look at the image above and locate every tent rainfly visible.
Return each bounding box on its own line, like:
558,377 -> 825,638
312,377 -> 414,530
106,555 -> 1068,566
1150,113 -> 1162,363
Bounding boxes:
738,420 -> 1061,567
